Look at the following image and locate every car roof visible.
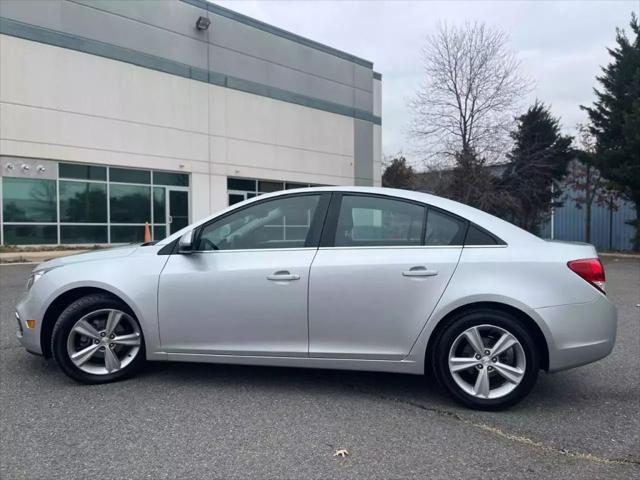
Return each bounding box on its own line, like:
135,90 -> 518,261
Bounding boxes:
159,186 -> 541,246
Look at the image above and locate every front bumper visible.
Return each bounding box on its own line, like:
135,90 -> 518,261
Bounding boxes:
15,293 -> 44,356
537,294 -> 617,372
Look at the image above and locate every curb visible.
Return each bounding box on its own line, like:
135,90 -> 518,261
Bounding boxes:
599,252 -> 640,259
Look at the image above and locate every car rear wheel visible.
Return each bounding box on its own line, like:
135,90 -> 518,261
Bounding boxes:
432,309 -> 540,410
51,293 -> 145,384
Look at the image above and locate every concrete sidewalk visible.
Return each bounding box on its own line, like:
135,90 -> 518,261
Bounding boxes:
0,250 -> 89,264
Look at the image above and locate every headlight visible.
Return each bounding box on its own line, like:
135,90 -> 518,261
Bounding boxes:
25,269 -> 48,291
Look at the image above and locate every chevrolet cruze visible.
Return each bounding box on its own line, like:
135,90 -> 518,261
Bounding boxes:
15,187 -> 617,410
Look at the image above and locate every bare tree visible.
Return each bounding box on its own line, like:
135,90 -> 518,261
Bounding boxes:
410,21 -> 531,166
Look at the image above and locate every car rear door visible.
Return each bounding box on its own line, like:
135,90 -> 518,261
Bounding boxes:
308,193 -> 464,360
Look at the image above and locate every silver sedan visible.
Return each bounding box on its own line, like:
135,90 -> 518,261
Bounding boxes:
15,187 -> 617,410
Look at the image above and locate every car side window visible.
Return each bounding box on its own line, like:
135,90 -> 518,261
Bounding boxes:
197,194 -> 321,251
425,209 -> 467,246
465,224 -> 501,245
334,195 -> 425,247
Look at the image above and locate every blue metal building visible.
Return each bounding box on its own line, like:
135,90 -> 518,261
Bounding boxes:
543,191 -> 637,252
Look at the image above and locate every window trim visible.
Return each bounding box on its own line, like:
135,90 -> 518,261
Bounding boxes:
191,192 -> 331,253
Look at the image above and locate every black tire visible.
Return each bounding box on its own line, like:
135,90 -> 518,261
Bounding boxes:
431,309 -> 540,410
51,293 -> 145,384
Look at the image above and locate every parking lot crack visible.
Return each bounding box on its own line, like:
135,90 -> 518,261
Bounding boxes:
342,383 -> 640,467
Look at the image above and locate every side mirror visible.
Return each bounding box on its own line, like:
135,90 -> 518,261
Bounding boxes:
178,230 -> 195,254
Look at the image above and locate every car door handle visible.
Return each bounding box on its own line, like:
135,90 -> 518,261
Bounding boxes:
402,267 -> 438,277
267,271 -> 300,281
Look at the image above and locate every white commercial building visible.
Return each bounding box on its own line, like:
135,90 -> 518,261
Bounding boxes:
0,0 -> 381,244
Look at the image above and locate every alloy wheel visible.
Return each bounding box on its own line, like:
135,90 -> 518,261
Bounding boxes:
66,309 -> 141,375
448,324 -> 526,399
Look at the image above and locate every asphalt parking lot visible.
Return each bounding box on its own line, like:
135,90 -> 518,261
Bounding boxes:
1,257 -> 638,479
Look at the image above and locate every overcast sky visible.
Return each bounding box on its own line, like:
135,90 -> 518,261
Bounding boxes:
215,0 -> 637,165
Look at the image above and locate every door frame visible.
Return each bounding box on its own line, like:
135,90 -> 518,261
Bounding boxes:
154,186 -> 190,239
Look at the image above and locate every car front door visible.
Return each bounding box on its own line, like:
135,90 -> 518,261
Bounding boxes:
158,193 -> 329,356
308,193 -> 465,360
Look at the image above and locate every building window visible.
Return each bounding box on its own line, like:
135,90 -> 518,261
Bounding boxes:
61,225 -> 108,244
59,181 -> 107,223
110,225 -> 146,243
226,177 -> 318,206
2,177 -> 57,222
3,225 -> 57,245
59,163 -> 107,181
153,171 -> 189,187
109,184 -> 151,224
109,167 -> 151,184
0,161 -> 190,245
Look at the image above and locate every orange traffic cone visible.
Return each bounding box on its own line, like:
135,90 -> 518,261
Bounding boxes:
144,222 -> 152,242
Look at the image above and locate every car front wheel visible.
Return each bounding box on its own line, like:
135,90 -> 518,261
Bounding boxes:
51,293 -> 145,384
432,309 -> 540,410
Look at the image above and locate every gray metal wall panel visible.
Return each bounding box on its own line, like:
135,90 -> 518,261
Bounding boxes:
354,88 -> 373,112
210,45 -> 356,108
354,64 -> 373,92
354,119 -> 374,185
61,1 -> 208,70
70,0 -> 208,41
183,0 -> 373,67
267,60 -> 355,108
210,44 -> 269,86
354,177 -> 373,186
0,1 -> 208,69
210,12 -> 357,88
0,0 -> 64,31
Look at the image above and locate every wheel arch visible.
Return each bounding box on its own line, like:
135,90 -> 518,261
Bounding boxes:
424,301 -> 550,373
40,287 -> 138,358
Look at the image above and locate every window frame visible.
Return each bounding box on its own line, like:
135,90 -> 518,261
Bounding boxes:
319,192 -> 506,248
191,192 -> 332,253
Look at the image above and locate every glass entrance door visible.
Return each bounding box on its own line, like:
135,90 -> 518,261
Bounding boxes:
168,189 -> 189,234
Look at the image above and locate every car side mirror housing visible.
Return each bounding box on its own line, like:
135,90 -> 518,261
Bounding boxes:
178,230 -> 195,254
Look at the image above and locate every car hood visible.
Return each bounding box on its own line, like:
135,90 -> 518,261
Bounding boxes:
35,245 -> 140,271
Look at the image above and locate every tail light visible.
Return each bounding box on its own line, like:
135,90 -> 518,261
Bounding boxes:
567,258 -> 606,294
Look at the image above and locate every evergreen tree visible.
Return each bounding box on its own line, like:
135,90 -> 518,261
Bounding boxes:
564,125 -> 619,244
382,156 -> 417,190
582,13 -> 640,250
501,102 -> 573,233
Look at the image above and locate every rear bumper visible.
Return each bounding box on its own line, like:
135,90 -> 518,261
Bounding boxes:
536,295 -> 617,372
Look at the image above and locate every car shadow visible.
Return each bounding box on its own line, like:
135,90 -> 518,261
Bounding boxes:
137,360 -> 626,415
19,353 -> 626,415
142,359 -> 450,403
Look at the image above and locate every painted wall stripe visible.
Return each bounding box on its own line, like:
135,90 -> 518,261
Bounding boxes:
180,0 -> 374,68
0,17 -> 381,126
